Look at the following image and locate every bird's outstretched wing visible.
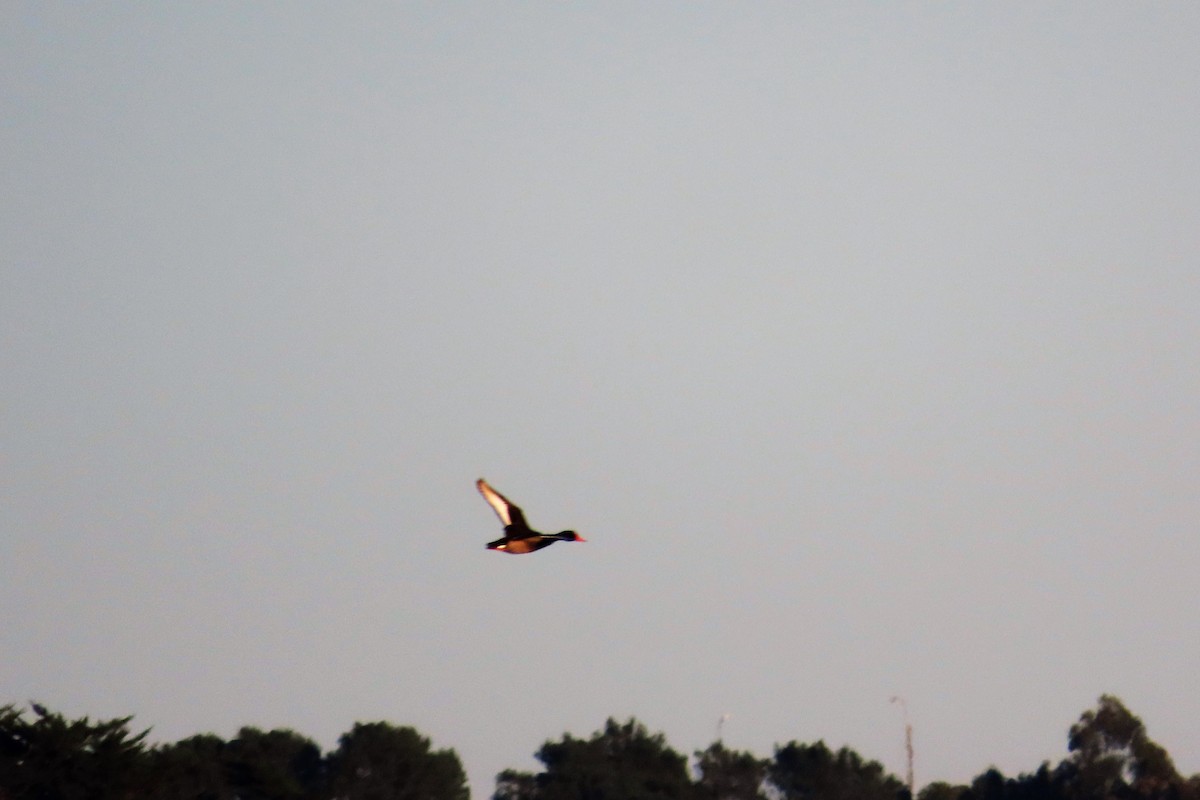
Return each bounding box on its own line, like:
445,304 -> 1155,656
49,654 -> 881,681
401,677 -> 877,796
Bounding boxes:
477,478 -> 529,530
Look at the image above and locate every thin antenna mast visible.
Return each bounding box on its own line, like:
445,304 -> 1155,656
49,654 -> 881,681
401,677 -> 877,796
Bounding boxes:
716,712 -> 732,743
890,696 -> 914,795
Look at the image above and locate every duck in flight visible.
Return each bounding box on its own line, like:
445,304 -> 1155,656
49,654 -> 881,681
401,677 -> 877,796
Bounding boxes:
476,478 -> 587,554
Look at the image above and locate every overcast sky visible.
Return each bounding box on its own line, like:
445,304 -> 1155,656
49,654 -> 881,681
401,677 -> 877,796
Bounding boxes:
3,3 -> 1198,796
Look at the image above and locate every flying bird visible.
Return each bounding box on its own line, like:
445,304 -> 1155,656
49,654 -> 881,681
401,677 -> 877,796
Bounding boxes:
476,478 -> 586,554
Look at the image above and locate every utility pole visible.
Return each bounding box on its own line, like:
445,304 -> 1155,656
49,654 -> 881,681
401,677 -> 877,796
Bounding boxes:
890,696 -> 914,796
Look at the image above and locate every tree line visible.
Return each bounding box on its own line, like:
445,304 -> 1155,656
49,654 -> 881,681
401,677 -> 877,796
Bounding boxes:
1,694 -> 1196,800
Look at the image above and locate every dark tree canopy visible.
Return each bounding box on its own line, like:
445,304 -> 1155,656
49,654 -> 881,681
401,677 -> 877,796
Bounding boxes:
693,741 -> 768,800
326,721 -> 469,800
3,695 -> 1197,800
1,704 -> 467,800
1064,695 -> 1187,800
913,695 -> 1199,800
149,733 -> 236,800
961,764 -> 1073,800
0,702 -> 150,800
148,727 -> 327,800
224,727 -> 324,800
917,781 -> 968,800
769,740 -> 904,800
493,717 -> 695,800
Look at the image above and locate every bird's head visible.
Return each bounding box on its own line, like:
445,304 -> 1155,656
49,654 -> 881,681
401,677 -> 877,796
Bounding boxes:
557,530 -> 586,542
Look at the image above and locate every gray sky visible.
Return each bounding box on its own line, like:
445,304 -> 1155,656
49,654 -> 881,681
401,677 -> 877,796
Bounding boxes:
3,3 -> 1198,795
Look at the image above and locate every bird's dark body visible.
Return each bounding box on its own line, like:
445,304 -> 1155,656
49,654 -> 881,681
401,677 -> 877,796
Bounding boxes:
486,534 -> 559,554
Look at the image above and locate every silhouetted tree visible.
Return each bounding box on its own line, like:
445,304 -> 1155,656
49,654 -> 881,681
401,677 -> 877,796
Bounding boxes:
493,717 -> 695,800
6,695 -> 1197,800
694,742 -> 767,800
957,763 -> 1073,800
224,727 -> 323,800
325,721 -> 468,800
1015,762 -> 1074,800
968,768 -> 1007,800
495,769 -> 542,800
769,740 -> 904,800
953,696 -> 1200,800
917,782 -> 968,800
0,702 -> 150,800
1064,695 -> 1183,800
147,733 -> 234,800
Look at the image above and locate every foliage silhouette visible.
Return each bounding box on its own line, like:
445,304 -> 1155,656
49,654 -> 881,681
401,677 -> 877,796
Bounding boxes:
769,739 -> 904,800
224,727 -> 324,800
693,741 -> 768,800
1064,695 -> 1189,800
326,721 -> 469,800
0,702 -> 150,800
493,717 -> 695,800
149,733 -> 236,800
2,696 -> 1197,800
